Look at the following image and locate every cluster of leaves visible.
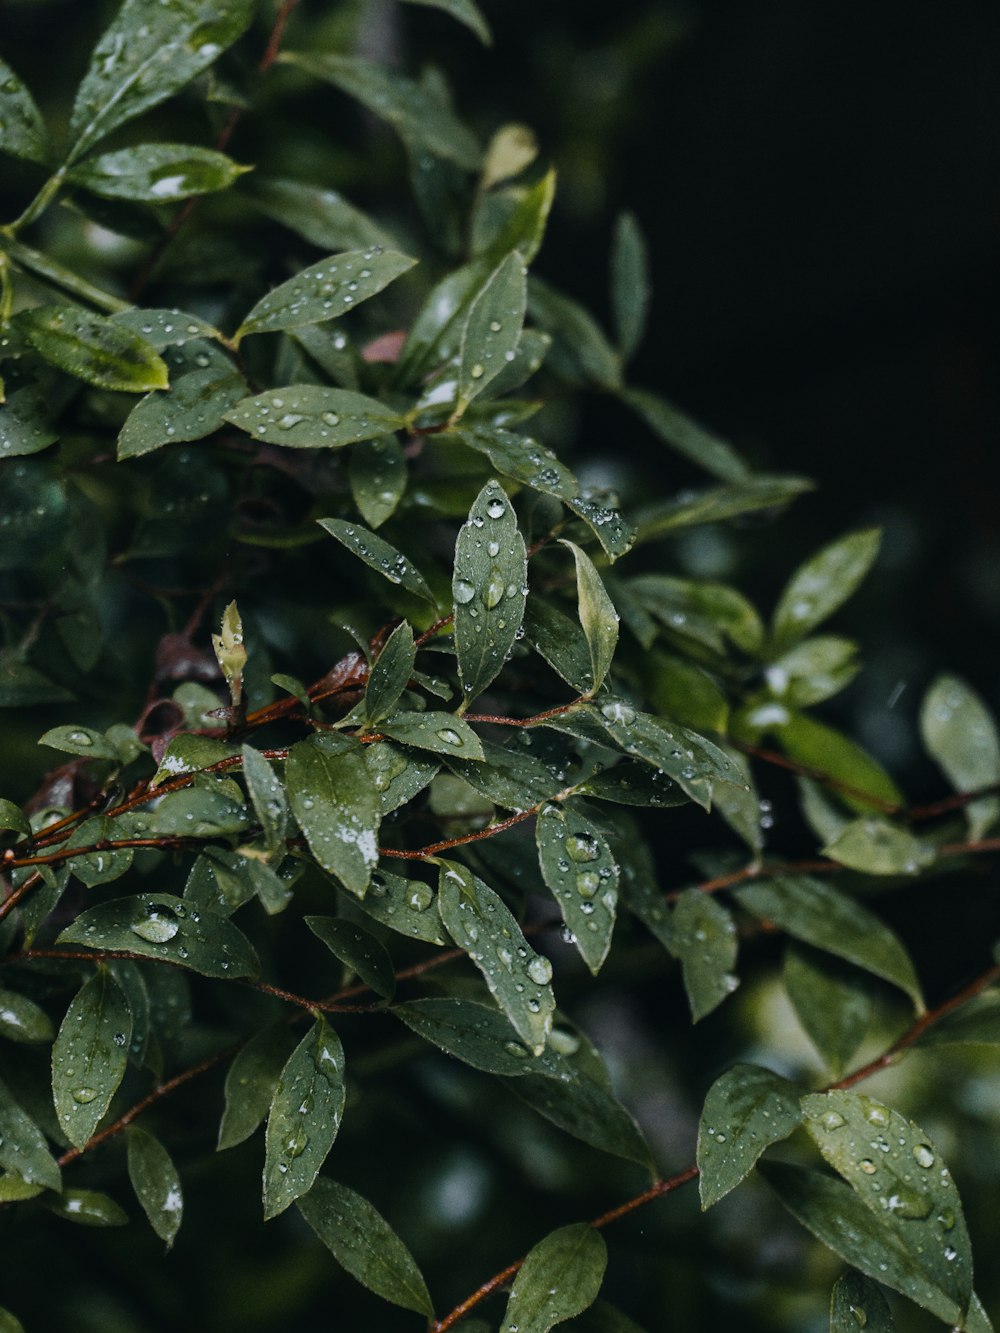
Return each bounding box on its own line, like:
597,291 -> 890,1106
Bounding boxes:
2,3 -> 1000,1331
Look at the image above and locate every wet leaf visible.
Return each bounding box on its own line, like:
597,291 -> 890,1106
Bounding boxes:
306,915 -> 395,999
783,944 -> 874,1077
217,1025 -> 296,1151
393,997 -> 566,1075
671,889 -> 739,1021
286,737 -> 380,898
697,1063 -> 803,1208
536,803 -> 618,974
501,1223 -> 607,1332
0,989 -> 54,1044
284,52 -> 480,168
453,479 -> 527,701
364,623 -> 416,725
610,212 -> 649,362
560,540 -> 618,692
801,1091 -> 972,1313
357,868 -> 448,944
225,385 -> 403,448
0,56 -> 48,163
482,122 -> 538,189
764,635 -> 860,708
67,0 -> 255,161
318,517 -> 436,603
822,818 -> 935,877
772,528 -> 881,649
241,745 -> 288,855
401,0 -> 491,44
0,1075 -> 61,1191
0,1306 -> 25,1333
350,436 -> 407,528
445,738 -> 565,810
364,743 -> 440,815
111,308 -> 224,349
380,709 -> 484,761
523,599 -> 598,694
455,251 -> 527,411
127,1125 -> 182,1248
247,177 -> 398,252
63,816 -> 134,888
0,386 -> 59,458
45,1189 -> 128,1227
69,143 -> 247,202
777,713 -> 903,813
298,1177 -> 435,1316
16,307 -> 168,393
734,875 -> 922,1010
51,968 -> 132,1149
921,674 -> 1000,840
621,388 -> 750,482
437,860 -> 554,1054
263,1018 -> 346,1219
39,724 -> 120,760
830,1271 -> 895,1332
118,342 -> 245,459
917,992 -> 1000,1048
58,893 -> 260,979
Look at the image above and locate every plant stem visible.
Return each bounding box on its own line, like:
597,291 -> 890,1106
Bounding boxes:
2,237 -> 130,313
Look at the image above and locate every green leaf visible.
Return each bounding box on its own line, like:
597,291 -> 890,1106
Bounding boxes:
734,876 -> 922,1010
764,636 -> 860,708
921,674 -> 1000,840
563,1302 -> 650,1333
501,1224 -> 607,1332
0,1306 -> 25,1333
697,1063 -> 803,1208
393,997 -> 567,1074
610,212 -> 649,362
437,860 -> 555,1054
225,385 -> 404,447
38,724 -> 119,760
150,733 -> 235,786
68,143 -> 248,202
364,743 -> 440,815
560,540 -> 619,693
146,785 -> 250,837
917,992 -> 1000,1048
830,1271 -> 895,1333
263,1018 -> 346,1219
357,868 -> 449,945
0,988 -> 53,1044
127,1125 -> 182,1249
67,0 -> 255,162
298,1177 -> 435,1316
364,624 -> 416,724
578,762 -> 686,810
234,248 -> 416,342
625,573 -> 763,655
775,713 -> 904,813
217,1025 -> 296,1151
240,745 -> 288,855
0,57 -> 48,163
481,122 -> 539,190
111,308 -> 224,349
453,479 -> 527,701
455,251 -> 527,411
445,738 -> 565,810
635,475 -> 813,539
783,944 -> 874,1078
400,0 -> 492,45
822,818 -> 935,876
528,277 -> 622,390
350,436 -> 407,528
283,52 -> 480,168
380,709 -> 485,761
0,1075 -> 61,1191
317,517 -> 436,603
801,1091 -> 972,1313
762,1163 -> 990,1333
16,307 -> 168,393
45,1188 -> 128,1227
523,599 -> 596,695
51,968 -> 132,1149
58,893 -> 260,979
247,178 -> 398,253
536,803 -> 618,975
0,386 -> 59,458
621,388 -> 751,482
305,915 -> 395,1000
671,888 -> 739,1021
118,342 -> 245,459
772,528 -> 881,649
286,738 -> 380,898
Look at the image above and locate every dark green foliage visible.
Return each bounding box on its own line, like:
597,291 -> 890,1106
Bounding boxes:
1,3 -> 999,1331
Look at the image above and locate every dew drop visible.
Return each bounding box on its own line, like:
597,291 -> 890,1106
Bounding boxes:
71,1087 -> 98,1105
130,905 -> 180,943
566,832 -> 599,862
485,498 -> 505,519
526,956 -> 552,985
504,1040 -> 529,1059
453,579 -> 475,605
407,884 -> 434,912
321,411 -> 341,427
277,413 -> 305,430
284,1128 -> 308,1159
859,1159 -> 877,1175
436,728 -> 463,747
912,1143 -> 935,1169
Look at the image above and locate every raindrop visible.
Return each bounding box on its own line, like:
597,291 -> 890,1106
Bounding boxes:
504,1041 -> 529,1059
407,884 -> 434,912
131,905 -> 180,943
321,411 -> 341,427
821,1111 -> 845,1130
576,871 -> 599,898
485,498 -> 505,519
71,1087 -> 98,1105
453,580 -> 475,605
484,572 -> 505,609
284,1128 -> 308,1159
526,956 -> 552,985
912,1143 -> 935,1169
68,730 -> 93,746
566,832 -> 599,862
601,701 -> 636,726
277,413 -> 304,430
859,1159 -> 877,1175
470,363 -> 485,380
436,729 -> 463,747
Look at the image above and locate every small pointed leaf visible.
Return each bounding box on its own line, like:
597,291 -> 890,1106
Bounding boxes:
380,710 -> 484,760
921,674 -> 1000,840
17,307 -> 168,393
225,386 -> 404,448
610,212 -> 649,362
127,1125 -> 182,1249
0,1075 -> 61,1191
697,1063 -> 803,1208
305,916 -> 395,1000
318,517 -> 436,603
51,969 -> 132,1149
830,1271 -> 895,1333
501,1224 -> 607,1333
400,0 -> 491,44
536,803 -> 618,975
560,540 -> 618,692
364,623 -> 416,724
69,143 -> 247,202
455,251 -> 527,411
241,745 -> 289,855
671,889 -> 739,1021
218,1025 -> 296,1151
772,528 -> 881,649
0,57 -> 48,163
822,818 -> 934,877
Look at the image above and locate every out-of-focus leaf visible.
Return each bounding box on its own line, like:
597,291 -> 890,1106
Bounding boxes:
453,479 -> 526,701
127,1125 -> 182,1248
697,1063 -> 802,1208
634,476 -> 813,539
772,528 -> 881,649
822,818 -> 934,876
350,436 -> 407,528
401,0 -> 491,44
560,540 -> 619,693
0,989 -> 54,1045
773,713 -> 904,813
501,1224 -> 607,1332
482,123 -> 538,189
0,57 -> 48,163
921,674 -> 1000,840
45,1189 -> 128,1227
622,388 -> 750,482
263,1018 -> 346,1219
51,968 -> 132,1149
917,993 -> 1000,1048
671,888 -> 739,1021
16,307 -> 168,393
69,143 -> 247,202
610,212 -> 649,362
528,276 -> 621,390
0,387 -> 59,458
217,1025 -> 296,1151
783,944 -> 874,1077
298,1178 -> 435,1316
0,1075 -> 61,1191
246,177 -> 398,251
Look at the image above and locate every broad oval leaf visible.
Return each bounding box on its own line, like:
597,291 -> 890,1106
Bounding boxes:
536,803 -> 618,975
830,1271 -> 895,1333
225,385 -> 404,448
437,860 -> 554,1054
263,1018 -> 346,1219
446,737 -> 565,810
560,539 -> 619,693
235,248 -> 416,342
297,1177 -> 434,1316
801,1091 -> 972,1313
772,528 -> 881,649
364,743 -> 440,815
111,307 -> 224,350
57,893 -> 260,979
921,674 -> 1000,840
39,724 -> 120,760
356,868 -> 449,945
318,517 -> 436,603
118,343 -> 245,459
501,1224 -> 607,1333
69,143 -> 248,202
305,915 -> 395,1000
0,1075 -> 61,1191
51,968 -> 132,1149
380,709 -> 484,761
286,738 -> 380,898
67,0 -> 255,162
697,1063 -> 803,1209
821,818 -> 934,877
453,479 -> 527,701
217,1025 -> 296,1151
127,1125 -> 182,1249
16,307 -> 168,393
349,436 -> 407,529
44,1188 -> 129,1227
733,876 -> 922,1010
504,1068 -> 653,1170
783,944 -> 874,1078
0,57 -> 48,163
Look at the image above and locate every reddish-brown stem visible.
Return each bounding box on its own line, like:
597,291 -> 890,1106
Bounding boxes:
380,807 -> 538,860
